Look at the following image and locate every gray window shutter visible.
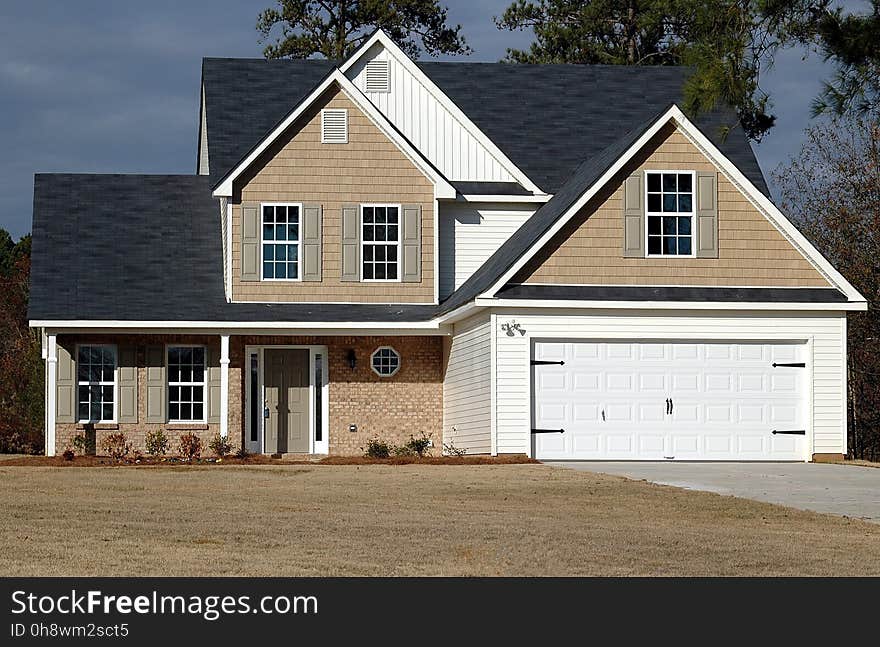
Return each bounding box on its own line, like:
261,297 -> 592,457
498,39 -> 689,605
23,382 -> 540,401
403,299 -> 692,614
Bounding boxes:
207,346 -> 221,424
241,202 -> 261,282
623,173 -> 644,257
302,204 -> 322,282
117,346 -> 138,424
696,171 -> 719,258
341,204 -> 360,282
56,343 -> 76,423
401,204 -> 422,282
145,346 -> 166,423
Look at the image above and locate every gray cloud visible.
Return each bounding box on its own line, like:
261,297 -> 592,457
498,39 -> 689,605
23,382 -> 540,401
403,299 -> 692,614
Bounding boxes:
0,0 -> 852,238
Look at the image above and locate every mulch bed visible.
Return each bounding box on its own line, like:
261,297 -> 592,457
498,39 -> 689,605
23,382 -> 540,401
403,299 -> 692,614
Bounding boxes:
0,454 -> 538,467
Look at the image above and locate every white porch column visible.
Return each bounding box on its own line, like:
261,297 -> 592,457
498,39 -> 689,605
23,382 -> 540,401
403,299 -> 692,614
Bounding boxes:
45,333 -> 57,456
219,335 -> 230,438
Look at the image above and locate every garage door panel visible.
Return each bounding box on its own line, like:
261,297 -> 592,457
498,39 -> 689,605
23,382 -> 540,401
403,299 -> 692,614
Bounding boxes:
533,340 -> 806,461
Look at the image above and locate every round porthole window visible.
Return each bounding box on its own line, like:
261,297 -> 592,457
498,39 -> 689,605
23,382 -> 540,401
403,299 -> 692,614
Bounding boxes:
371,346 -> 401,377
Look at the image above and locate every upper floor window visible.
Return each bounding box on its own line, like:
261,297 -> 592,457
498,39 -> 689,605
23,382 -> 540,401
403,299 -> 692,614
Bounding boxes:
77,345 -> 116,423
646,171 -> 694,256
262,204 -> 300,280
168,346 -> 206,423
362,205 -> 400,281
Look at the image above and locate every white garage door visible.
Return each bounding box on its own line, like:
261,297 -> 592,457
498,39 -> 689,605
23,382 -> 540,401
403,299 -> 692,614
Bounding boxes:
532,341 -> 807,461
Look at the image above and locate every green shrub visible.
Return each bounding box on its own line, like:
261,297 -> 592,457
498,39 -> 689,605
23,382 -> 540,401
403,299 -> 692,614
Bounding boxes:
364,438 -> 391,459
145,428 -> 169,456
177,433 -> 202,460
100,433 -> 131,460
400,433 -> 432,458
208,433 -> 234,458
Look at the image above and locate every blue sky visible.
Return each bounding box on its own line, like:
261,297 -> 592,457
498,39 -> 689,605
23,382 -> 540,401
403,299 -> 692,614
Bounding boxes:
0,0 -> 856,239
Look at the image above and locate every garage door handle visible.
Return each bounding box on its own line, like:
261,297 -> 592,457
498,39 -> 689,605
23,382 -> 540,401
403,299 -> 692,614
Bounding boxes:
772,362 -> 805,368
531,360 -> 565,366
531,428 -> 564,434
771,429 -> 806,435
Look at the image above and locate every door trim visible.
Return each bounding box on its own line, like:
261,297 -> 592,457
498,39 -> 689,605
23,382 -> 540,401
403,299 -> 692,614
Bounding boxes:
244,344 -> 330,454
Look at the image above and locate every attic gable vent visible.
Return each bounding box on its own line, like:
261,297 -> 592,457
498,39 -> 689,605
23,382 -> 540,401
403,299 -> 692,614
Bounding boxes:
321,109 -> 348,144
365,60 -> 390,93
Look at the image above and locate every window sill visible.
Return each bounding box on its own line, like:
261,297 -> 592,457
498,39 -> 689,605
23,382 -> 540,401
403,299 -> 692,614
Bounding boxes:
165,423 -> 209,431
76,423 -> 118,430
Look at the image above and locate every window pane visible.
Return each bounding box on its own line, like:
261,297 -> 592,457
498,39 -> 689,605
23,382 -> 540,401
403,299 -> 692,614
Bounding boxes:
276,206 -> 286,224
648,216 -> 661,235
192,347 -> 204,365
387,207 -> 398,224
275,244 -> 286,261
288,245 -> 298,262
288,224 -> 298,240
664,237 -> 677,255
663,217 -> 677,235
169,403 -> 179,421
192,366 -> 204,383
663,174 -> 677,192
363,207 -> 374,223
678,194 -> 692,212
375,208 -> 386,224
363,264 -> 374,280
102,404 -> 113,420
274,263 -> 286,279
79,401 -> 89,421
647,173 -> 661,192
648,236 -> 661,255
263,262 -> 273,279
678,174 -> 692,192
288,261 -> 298,279
647,194 -> 661,213
193,403 -> 203,421
363,246 -> 373,261
678,216 -> 692,235
90,399 -> 101,421
388,246 -> 397,261
375,263 -> 386,280
263,224 -> 274,240
102,385 -> 113,403
387,264 -> 397,280
375,246 -> 386,262
663,194 -> 677,212
180,404 -> 192,421
263,246 -> 272,261
263,206 -> 274,222
387,225 -> 398,241
678,237 -> 692,255
363,225 -> 374,242
193,385 -> 203,405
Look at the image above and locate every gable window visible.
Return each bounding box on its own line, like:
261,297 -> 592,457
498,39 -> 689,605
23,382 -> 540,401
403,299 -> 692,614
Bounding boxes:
262,204 -> 301,280
168,346 -> 206,423
77,345 -> 116,423
371,347 -> 401,377
362,205 -> 400,281
646,171 -> 694,256
365,60 -> 391,93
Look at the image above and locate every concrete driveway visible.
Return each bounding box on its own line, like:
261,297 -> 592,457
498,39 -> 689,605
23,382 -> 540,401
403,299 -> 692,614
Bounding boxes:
552,462 -> 880,523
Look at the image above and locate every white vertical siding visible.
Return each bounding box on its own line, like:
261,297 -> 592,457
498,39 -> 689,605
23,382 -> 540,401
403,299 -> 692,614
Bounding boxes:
443,312 -> 492,454
439,202 -> 535,299
347,44 -> 516,183
490,310 -> 848,458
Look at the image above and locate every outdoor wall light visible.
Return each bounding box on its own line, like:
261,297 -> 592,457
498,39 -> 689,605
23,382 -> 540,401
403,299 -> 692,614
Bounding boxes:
346,348 -> 357,370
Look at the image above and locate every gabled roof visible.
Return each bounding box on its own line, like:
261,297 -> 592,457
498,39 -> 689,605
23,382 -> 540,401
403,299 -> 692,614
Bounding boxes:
28,174 -> 438,323
210,68 -> 454,199
439,104 -> 866,312
202,58 -> 769,195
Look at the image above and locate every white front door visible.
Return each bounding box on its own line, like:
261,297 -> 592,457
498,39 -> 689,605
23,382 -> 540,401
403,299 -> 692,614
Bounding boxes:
532,341 -> 807,461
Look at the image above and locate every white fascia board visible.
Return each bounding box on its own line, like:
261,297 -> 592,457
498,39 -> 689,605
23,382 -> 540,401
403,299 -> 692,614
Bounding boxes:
479,104 -> 866,305
475,297 -> 867,312
339,30 -> 544,195
29,320 -> 452,332
212,69 -> 455,200
448,194 -> 553,204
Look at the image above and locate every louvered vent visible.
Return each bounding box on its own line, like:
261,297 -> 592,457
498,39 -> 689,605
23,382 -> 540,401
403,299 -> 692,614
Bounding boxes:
365,60 -> 390,93
321,109 -> 348,144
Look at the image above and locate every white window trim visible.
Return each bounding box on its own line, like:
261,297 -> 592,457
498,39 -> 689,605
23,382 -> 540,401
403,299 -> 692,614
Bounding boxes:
260,202 -> 303,282
360,204 -> 402,283
644,170 -> 697,258
370,346 -> 401,377
166,344 -> 208,424
75,344 -> 118,424
321,108 -> 348,144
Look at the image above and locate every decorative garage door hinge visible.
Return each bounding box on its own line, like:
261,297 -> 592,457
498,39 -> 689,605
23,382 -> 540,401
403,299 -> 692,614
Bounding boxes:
772,362 -> 806,368
531,428 -> 564,434
771,429 -> 806,435
531,360 -> 565,366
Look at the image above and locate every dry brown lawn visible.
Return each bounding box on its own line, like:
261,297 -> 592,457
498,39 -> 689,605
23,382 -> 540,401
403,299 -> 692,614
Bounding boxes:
1,463 -> 879,576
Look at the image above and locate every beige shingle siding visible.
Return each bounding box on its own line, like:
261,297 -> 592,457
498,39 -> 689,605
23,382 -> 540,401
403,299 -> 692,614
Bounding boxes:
231,87 -> 435,303
516,126 -> 830,287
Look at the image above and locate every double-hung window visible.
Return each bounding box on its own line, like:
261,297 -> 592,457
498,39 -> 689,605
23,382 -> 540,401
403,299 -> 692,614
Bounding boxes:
646,171 -> 694,256
362,205 -> 400,281
168,346 -> 206,423
262,203 -> 301,280
77,345 -> 116,423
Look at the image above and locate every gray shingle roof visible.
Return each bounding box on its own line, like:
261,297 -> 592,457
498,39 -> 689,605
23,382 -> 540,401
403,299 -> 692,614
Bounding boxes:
495,284 -> 847,303
28,174 -> 437,322
202,58 -> 768,195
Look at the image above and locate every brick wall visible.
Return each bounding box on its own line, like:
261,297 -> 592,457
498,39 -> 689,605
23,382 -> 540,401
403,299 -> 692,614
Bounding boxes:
54,334 -> 442,457
235,336 -> 443,455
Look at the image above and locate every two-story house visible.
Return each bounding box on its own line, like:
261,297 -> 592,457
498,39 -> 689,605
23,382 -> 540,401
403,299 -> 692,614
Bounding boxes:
29,30 -> 866,461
